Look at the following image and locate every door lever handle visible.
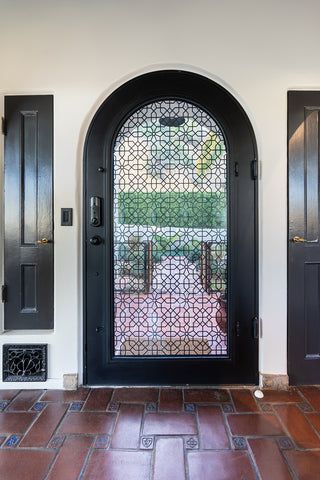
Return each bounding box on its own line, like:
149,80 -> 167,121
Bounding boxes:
37,238 -> 50,244
291,236 -> 318,244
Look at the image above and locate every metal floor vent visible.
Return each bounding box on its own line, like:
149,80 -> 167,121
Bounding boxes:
3,344 -> 47,382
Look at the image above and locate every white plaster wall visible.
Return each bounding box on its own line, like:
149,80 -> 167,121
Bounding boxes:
0,0 -> 319,387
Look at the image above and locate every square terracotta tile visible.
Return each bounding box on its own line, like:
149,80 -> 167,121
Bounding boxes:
143,413 -> 197,435
197,406 -> 229,449
248,438 -> 292,480
111,404 -> 144,449
188,451 -> 256,480
59,412 -> 116,435
154,438 -> 185,480
231,389 -> 259,412
285,450 -> 320,480
274,404 -> 320,449
0,412 -> 37,434
159,389 -> 183,411
299,387 -> 320,411
0,390 -> 20,402
258,389 -> 302,403
6,390 -> 43,411
83,388 -> 113,411
47,435 -> 94,480
20,404 -> 68,447
306,412 -> 320,435
0,449 -> 55,480
112,388 -> 159,403
184,389 -> 230,403
41,388 -> 90,403
83,450 -> 152,480
227,413 -> 284,436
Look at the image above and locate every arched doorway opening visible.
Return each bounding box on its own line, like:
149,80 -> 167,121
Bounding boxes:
84,70 -> 258,385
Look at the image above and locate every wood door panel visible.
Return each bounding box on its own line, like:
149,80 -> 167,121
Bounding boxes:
288,91 -> 320,384
4,95 -> 54,329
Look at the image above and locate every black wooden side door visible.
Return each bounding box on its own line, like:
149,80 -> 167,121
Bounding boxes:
3,96 -> 54,329
288,91 -> 320,384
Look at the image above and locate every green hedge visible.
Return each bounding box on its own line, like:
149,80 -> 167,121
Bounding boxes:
118,192 -> 226,228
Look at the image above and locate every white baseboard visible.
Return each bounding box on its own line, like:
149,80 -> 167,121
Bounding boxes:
0,377 -> 63,390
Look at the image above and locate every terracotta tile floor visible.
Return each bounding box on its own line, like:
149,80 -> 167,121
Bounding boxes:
0,386 -> 319,479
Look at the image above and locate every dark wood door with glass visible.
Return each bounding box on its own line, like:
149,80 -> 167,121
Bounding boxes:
84,71 -> 258,385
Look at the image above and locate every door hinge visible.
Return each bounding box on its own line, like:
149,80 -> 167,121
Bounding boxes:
235,320 -> 240,337
1,117 -> 7,135
251,159 -> 258,180
252,315 -> 259,339
1,285 -> 7,303
234,162 -> 239,177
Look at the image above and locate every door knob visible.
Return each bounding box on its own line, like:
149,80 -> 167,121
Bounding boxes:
89,235 -> 103,246
37,238 -> 49,244
291,236 -> 318,243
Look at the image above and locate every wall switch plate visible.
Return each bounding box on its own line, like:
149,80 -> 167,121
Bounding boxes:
61,208 -> 73,226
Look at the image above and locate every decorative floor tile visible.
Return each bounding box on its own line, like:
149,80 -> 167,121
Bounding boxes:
140,436 -> 154,450
94,434 -> 110,449
260,403 -> 273,412
184,403 -> 195,412
31,402 -> 46,412
277,436 -> 294,450
146,402 -> 157,412
0,402 -> 8,412
48,434 -> 65,449
185,436 -> 199,450
232,436 -> 247,450
222,403 -> 234,413
298,402 -> 313,413
69,402 -> 84,412
107,401 -> 119,412
3,434 -> 21,448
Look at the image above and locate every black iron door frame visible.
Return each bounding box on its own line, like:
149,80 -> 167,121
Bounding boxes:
83,71 -> 259,385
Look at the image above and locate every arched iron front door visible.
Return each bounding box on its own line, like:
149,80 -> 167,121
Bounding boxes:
84,71 -> 258,385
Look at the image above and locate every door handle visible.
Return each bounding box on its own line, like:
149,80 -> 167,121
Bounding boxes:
37,238 -> 50,244
291,236 -> 318,244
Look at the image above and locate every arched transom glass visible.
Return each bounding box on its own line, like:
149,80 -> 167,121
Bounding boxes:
113,99 -> 228,356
